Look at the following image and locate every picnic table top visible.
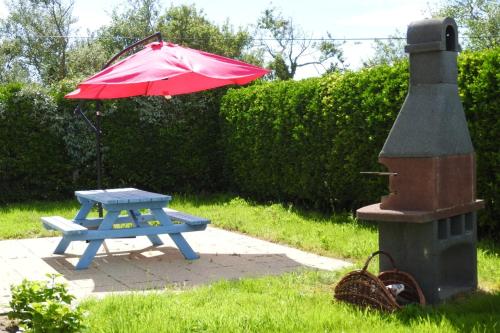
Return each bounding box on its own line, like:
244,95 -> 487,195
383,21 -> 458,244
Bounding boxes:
75,188 -> 172,205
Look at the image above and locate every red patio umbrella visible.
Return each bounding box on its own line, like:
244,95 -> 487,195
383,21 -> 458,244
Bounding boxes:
66,40 -> 269,99
66,33 -> 268,216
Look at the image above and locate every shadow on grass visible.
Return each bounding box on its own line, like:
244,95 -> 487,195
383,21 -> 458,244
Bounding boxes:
167,191 -> 238,206
0,192 -> 378,237
180,193 -> 498,263
394,290 -> 500,332
173,192 -> 378,232
0,199 -> 80,214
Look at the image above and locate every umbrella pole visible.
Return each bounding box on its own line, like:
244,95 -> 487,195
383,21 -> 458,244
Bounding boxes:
73,103 -> 104,217
96,106 -> 103,218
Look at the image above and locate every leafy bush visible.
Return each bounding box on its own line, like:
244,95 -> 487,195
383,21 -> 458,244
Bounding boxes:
0,84 -> 73,202
8,274 -> 85,333
52,81 -> 226,194
221,64 -> 408,211
318,61 -> 409,210
0,82 -> 225,201
458,49 -> 500,236
221,48 -> 499,236
221,78 -> 330,206
98,90 -> 225,193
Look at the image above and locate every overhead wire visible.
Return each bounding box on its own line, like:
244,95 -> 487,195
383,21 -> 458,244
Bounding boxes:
0,33 -> 490,41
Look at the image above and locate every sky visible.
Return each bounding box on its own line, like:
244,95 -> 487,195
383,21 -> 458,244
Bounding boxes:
0,0 -> 438,78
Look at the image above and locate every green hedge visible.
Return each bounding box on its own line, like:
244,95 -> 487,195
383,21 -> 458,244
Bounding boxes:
0,84 -> 73,202
0,48 -> 497,236
221,48 -> 499,236
0,83 -> 225,201
220,63 -> 408,210
98,91 -> 225,193
459,49 -> 499,236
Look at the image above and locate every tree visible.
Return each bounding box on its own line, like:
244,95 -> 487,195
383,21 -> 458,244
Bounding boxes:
63,0 -> 162,80
0,38 -> 30,82
66,33 -> 110,80
365,0 -> 498,67
255,7 -> 344,80
94,2 -> 256,65
0,0 -> 77,84
0,0 -> 259,83
363,30 -> 407,67
96,0 -> 161,56
430,0 -> 499,50
157,4 -> 253,59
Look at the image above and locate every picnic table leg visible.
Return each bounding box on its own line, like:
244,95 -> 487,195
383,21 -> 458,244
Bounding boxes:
75,240 -> 104,270
151,208 -> 199,260
129,210 -> 163,246
74,198 -> 94,221
75,210 -> 119,270
168,234 -> 199,260
54,198 -> 95,255
54,237 -> 72,254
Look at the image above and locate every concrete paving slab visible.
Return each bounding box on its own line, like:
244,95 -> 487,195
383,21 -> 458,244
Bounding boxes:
0,226 -> 351,311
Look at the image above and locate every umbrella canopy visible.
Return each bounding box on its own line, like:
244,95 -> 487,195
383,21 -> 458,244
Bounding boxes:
66,41 -> 269,99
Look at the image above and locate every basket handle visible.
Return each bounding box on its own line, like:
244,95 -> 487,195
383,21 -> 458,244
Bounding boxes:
362,250 -> 397,271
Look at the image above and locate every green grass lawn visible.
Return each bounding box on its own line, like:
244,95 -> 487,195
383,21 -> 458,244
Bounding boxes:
1,194 -> 499,332
81,272 -> 499,333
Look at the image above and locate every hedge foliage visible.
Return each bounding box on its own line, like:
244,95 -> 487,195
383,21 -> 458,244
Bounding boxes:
220,62 -> 408,210
221,49 -> 499,235
0,83 -> 225,202
0,84 -> 73,202
98,91 -> 225,193
0,48 -> 497,236
458,49 -> 499,235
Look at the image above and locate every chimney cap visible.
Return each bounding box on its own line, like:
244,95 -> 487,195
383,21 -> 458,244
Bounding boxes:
405,17 -> 461,53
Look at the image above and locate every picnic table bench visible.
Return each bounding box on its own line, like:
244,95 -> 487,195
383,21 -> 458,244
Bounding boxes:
41,188 -> 210,270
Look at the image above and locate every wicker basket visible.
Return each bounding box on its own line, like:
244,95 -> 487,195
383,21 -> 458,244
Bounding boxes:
334,251 -> 426,312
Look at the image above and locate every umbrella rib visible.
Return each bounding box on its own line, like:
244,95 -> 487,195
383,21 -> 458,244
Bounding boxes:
95,84 -> 107,99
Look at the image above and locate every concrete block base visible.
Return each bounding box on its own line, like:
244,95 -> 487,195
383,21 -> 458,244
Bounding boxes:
378,212 -> 477,304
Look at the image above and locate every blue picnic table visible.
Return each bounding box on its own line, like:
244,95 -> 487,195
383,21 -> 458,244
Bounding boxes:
41,188 -> 210,270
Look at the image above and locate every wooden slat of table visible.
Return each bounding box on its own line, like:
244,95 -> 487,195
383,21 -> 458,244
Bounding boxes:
75,188 -> 171,205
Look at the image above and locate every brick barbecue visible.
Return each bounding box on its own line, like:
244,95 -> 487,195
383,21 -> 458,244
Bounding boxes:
357,17 -> 484,304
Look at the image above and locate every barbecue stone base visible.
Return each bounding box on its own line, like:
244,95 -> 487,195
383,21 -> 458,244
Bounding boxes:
378,212 -> 478,304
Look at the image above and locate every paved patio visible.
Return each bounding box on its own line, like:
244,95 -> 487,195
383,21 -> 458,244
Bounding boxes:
0,226 -> 351,311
